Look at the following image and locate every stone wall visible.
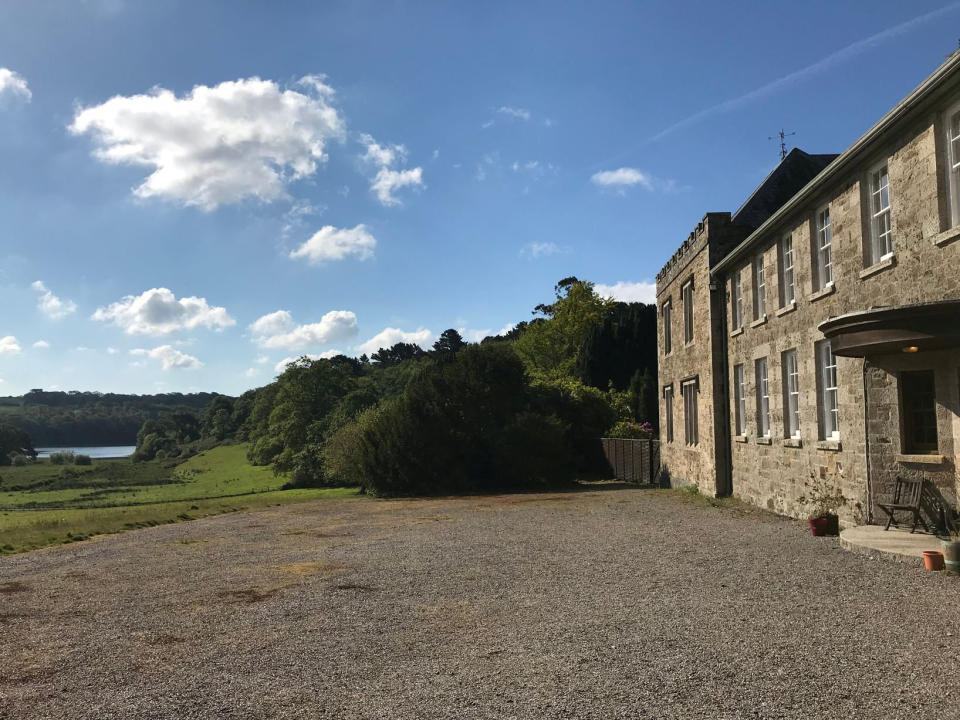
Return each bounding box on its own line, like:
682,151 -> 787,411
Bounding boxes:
656,213 -> 747,496
721,107 -> 960,523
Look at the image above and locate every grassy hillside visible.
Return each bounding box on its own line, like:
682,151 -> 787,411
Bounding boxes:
0,444 -> 359,554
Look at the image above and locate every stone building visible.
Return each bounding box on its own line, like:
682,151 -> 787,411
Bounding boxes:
656,52 -> 960,525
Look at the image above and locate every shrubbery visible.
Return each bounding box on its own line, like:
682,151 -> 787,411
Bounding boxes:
324,344 -> 580,495
74,454 -> 92,465
49,451 -> 76,465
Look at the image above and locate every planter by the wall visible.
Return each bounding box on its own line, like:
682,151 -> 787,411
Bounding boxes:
809,515 -> 839,537
941,540 -> 960,574
922,550 -> 945,571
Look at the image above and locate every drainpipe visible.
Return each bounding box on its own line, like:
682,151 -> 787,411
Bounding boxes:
862,358 -> 873,524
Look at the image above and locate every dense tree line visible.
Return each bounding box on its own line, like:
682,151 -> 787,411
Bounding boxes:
0,391 -> 222,445
125,278 -> 659,495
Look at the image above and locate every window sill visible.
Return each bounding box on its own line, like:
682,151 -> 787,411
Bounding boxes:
775,302 -> 796,318
734,434 -> 749,443
932,225 -> 960,248
730,326 -> 744,338
859,255 -> 896,280
750,316 -> 767,329
784,437 -> 802,448
816,439 -> 842,452
756,436 -> 772,445
896,453 -> 945,465
808,283 -> 835,303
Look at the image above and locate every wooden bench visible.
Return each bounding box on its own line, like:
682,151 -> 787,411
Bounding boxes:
878,476 -> 929,533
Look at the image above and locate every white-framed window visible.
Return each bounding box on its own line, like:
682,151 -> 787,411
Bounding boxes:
755,357 -> 770,438
782,349 -> 800,439
682,379 -> 699,446
753,255 -> 766,319
663,384 -> 674,443
733,363 -> 746,436
816,340 -> 840,440
779,234 -> 795,306
945,102 -> 960,227
814,205 -> 833,290
868,161 -> 893,264
682,279 -> 694,344
662,300 -> 672,356
732,270 -> 744,330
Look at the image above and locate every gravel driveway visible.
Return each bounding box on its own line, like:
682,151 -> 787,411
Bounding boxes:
1,485 -> 956,719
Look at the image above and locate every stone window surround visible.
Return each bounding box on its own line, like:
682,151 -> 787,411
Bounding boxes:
944,98 -> 960,229
661,298 -> 673,357
812,203 -> 834,292
662,382 -> 675,443
864,158 -> 894,267
681,277 -> 695,346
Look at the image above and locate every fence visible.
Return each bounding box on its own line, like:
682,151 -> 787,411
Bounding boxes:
600,437 -> 660,485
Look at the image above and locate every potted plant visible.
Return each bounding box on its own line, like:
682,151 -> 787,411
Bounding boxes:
798,472 -> 847,537
942,513 -> 960,575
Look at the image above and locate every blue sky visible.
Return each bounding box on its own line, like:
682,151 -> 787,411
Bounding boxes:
1,0 -> 959,396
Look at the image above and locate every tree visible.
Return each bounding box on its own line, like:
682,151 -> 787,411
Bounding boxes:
0,423 -> 35,465
514,279 -> 612,380
371,342 -> 425,366
432,329 -> 466,358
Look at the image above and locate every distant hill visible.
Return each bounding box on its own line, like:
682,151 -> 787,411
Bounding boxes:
0,390 -> 225,446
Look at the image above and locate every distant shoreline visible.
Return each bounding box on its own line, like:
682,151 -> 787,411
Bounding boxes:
35,446 -> 136,460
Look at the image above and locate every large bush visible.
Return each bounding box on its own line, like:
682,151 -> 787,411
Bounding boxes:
324,344 -> 580,495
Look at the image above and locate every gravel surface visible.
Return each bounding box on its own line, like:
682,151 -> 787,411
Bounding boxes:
1,485 -> 957,719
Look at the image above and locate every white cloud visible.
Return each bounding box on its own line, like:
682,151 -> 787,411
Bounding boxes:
130,345 -> 203,370
250,309 -> 358,351
496,323 -> 516,337
360,133 -> 406,167
244,367 -> 259,378
31,281 -> 78,320
355,327 -> 433,356
0,68 -> 31,102
458,327 -> 490,343
590,167 -> 653,190
498,106 -> 531,121
594,281 -> 657,304
92,288 -> 235,335
272,349 -> 341,373
69,75 -> 345,210
106,347 -> 118,354
32,340 -> 50,349
255,355 -> 270,364
360,133 -> 424,206
371,167 -> 424,206
0,336 -> 21,355
520,241 -> 568,259
289,224 -> 376,264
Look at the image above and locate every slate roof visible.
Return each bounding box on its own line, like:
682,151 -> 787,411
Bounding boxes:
731,148 -> 839,231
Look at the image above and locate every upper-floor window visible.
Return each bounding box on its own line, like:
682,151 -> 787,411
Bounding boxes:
661,300 -> 672,355
755,357 -> 770,438
752,255 -> 766,320
663,384 -> 674,443
682,378 -> 699,445
816,340 -> 840,441
814,206 -> 833,290
945,103 -> 960,227
682,279 -> 694,344
782,349 -> 800,439
901,370 -> 938,454
733,363 -> 746,436
868,161 -> 893,264
778,234 -> 795,307
731,270 -> 744,330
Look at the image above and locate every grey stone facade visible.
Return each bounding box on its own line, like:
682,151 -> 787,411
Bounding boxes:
656,53 -> 960,526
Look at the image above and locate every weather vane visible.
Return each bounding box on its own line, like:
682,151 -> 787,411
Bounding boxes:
768,129 -> 796,161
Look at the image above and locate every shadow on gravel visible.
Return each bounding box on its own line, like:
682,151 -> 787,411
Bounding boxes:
0,581 -> 30,594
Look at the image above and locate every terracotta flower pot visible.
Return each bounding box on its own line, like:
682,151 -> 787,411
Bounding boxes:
922,550 -> 945,571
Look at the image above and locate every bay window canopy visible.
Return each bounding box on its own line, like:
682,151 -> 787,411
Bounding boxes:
818,300 -> 960,357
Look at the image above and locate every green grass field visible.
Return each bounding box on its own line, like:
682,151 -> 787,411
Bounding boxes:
0,444 -> 359,554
